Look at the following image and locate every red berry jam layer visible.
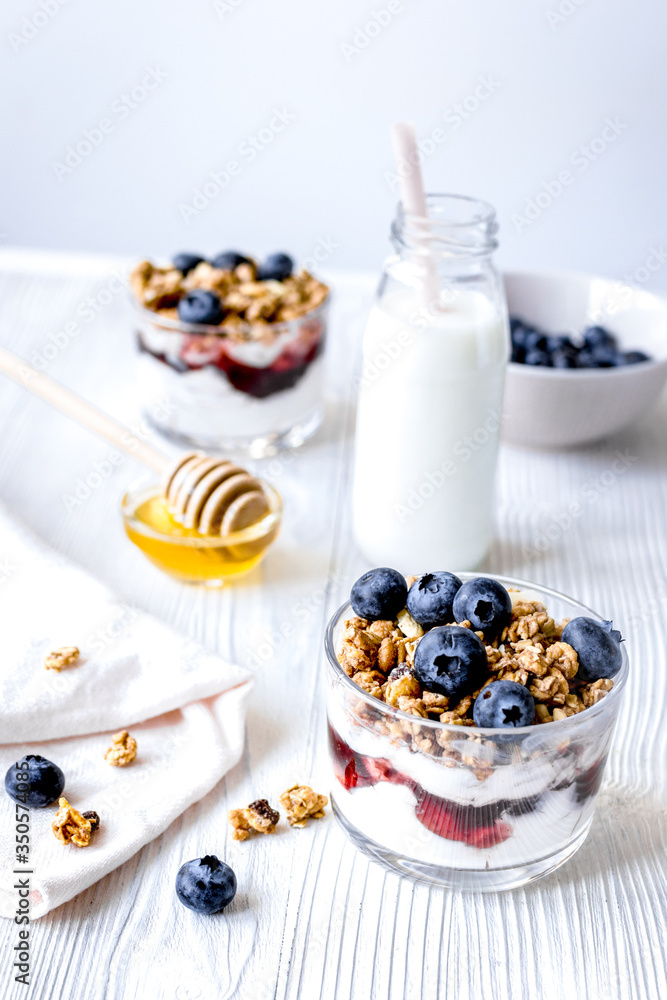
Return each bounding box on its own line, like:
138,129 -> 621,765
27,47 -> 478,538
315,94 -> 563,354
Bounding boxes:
329,724 -> 514,848
329,723 -> 603,852
137,316 -> 325,400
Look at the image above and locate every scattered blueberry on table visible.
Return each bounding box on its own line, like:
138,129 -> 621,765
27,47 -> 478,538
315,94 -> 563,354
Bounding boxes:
5,754 -> 65,807
473,679 -> 536,728
175,855 -> 237,914
510,316 -> 651,368
350,567 -> 408,621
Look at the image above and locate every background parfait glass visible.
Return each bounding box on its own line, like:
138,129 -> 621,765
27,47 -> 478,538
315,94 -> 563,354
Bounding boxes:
134,295 -> 329,458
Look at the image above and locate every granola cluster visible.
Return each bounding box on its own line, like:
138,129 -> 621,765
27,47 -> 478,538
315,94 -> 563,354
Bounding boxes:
130,258 -> 328,336
338,590 -> 614,727
51,798 -> 100,848
44,646 -> 80,671
279,784 -> 328,828
228,784 -> 328,840
228,799 -> 280,841
104,730 -> 137,767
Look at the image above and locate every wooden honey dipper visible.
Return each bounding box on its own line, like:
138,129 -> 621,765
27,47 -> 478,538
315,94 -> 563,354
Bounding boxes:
0,346 -> 272,536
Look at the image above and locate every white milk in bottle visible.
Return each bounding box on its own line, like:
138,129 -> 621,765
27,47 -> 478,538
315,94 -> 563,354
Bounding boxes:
352,194 -> 509,572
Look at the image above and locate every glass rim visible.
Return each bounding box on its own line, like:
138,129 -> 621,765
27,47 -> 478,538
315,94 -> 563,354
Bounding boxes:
401,192 -> 497,227
131,291 -> 330,339
324,572 -> 629,735
391,193 -> 499,259
121,482 -> 282,547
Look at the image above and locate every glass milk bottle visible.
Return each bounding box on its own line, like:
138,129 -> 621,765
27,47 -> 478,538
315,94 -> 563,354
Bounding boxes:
352,194 -> 509,572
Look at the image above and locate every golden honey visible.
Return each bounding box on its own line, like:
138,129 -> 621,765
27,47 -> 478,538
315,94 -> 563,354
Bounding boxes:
121,485 -> 281,585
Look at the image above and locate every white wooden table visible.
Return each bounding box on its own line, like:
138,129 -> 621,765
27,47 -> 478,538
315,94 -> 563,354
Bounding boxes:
0,251 -> 665,1000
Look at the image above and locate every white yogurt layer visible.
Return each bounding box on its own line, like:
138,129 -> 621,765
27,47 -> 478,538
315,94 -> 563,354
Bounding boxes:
334,780 -> 592,869
138,352 -> 325,440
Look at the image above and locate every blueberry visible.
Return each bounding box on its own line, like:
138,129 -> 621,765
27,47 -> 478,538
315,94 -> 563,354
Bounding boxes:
524,330 -> 548,352
257,252 -> 293,282
177,290 -> 224,325
414,625 -> 487,700
473,681 -> 536,728
452,577 -> 512,641
545,334 -> 576,354
510,319 -> 535,349
210,251 -> 252,271
510,344 -> 525,364
175,855 -> 237,914
350,568 -> 407,621
590,345 -> 621,367
5,755 -> 65,808
576,348 -> 602,368
583,326 -> 617,351
551,350 -> 577,369
619,350 -> 651,365
172,253 -> 205,275
561,617 -> 623,682
600,619 -> 623,644
523,348 -> 551,367
406,572 -> 462,629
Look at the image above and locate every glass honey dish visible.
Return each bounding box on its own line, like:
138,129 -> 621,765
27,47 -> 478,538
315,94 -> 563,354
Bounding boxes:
121,482 -> 282,585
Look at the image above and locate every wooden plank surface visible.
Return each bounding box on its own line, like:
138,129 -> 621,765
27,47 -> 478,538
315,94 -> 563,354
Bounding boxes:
0,253 -> 665,1000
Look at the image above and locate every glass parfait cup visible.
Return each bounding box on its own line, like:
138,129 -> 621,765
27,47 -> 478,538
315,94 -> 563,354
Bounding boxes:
324,574 -> 628,891
134,296 -> 329,457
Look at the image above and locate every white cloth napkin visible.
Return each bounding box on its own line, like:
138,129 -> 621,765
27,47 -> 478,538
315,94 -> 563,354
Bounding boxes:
0,507 -> 252,919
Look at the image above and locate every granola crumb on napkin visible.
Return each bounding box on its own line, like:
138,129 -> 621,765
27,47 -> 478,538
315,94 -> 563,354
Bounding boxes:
104,730 -> 137,767
44,646 -> 80,671
82,811 -> 100,833
52,798 -> 92,848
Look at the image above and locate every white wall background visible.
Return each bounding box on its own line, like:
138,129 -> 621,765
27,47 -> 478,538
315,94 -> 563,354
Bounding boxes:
3,0 -> 667,287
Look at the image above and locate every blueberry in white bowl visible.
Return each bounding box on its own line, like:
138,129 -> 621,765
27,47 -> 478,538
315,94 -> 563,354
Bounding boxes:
502,269 -> 667,448
582,325 -> 617,352
621,350 -> 651,365
545,334 -> 576,354
523,347 -> 550,367
5,754 -> 65,807
175,855 -> 237,914
509,315 -> 646,371
550,349 -> 577,369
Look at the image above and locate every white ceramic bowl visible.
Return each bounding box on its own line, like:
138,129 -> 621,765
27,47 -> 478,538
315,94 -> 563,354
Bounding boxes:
502,269 -> 667,448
